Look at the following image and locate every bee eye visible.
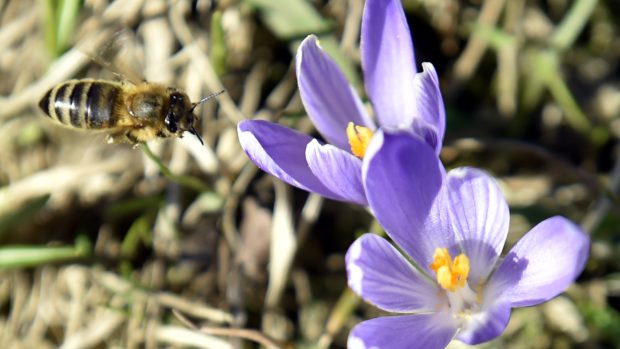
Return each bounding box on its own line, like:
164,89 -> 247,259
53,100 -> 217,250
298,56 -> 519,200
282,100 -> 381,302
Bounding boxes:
170,92 -> 185,105
164,114 -> 178,133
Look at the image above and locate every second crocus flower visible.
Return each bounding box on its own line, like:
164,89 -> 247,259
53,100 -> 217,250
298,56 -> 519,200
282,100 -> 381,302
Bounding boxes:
238,0 -> 445,205
346,130 -> 590,349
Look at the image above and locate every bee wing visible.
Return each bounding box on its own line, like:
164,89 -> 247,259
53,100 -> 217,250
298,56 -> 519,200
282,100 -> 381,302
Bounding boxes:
77,29 -> 145,85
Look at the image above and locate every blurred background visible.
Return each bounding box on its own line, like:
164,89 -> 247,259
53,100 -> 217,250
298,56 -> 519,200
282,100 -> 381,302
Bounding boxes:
0,0 -> 619,348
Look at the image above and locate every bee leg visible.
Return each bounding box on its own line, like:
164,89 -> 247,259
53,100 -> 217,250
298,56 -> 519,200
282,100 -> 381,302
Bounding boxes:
125,131 -> 142,144
106,131 -> 136,144
106,133 -> 124,144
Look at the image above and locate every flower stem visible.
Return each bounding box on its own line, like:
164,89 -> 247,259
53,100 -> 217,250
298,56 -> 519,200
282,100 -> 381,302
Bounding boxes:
316,288 -> 360,349
315,217 -> 383,349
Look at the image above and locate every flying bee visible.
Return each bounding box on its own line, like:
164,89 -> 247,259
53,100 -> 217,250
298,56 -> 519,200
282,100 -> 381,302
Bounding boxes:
38,78 -> 223,145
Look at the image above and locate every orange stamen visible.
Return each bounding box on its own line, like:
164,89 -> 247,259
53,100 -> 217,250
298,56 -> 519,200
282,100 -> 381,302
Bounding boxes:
346,122 -> 373,158
430,248 -> 470,292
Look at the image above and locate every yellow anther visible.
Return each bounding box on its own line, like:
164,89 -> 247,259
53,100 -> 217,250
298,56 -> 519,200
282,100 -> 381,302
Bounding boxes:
430,248 -> 470,292
430,248 -> 451,273
346,122 -> 373,158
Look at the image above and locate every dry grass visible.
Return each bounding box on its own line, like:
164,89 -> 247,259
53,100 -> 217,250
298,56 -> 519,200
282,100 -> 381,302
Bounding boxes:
1,0 -> 619,348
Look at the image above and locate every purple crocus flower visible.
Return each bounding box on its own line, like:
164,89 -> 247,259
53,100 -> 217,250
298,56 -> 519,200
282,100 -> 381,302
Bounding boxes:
237,0 -> 445,205
346,130 -> 590,348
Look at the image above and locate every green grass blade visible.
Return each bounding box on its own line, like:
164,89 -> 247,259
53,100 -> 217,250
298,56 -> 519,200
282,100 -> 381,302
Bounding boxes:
0,235 -> 91,270
244,0 -> 331,39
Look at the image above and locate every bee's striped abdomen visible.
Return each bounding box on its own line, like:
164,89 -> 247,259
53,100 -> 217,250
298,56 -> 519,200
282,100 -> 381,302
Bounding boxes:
38,80 -> 122,129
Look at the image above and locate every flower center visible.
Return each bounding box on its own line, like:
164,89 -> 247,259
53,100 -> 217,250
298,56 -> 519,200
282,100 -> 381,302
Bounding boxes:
346,122 -> 373,158
430,248 -> 483,328
430,248 -> 470,292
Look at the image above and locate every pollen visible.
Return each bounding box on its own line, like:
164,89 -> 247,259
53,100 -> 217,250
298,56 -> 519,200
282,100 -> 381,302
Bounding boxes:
346,122 -> 374,158
430,248 -> 470,292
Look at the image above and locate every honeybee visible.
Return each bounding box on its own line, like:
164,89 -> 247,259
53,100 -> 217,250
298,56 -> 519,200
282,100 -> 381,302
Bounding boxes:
38,79 -> 223,144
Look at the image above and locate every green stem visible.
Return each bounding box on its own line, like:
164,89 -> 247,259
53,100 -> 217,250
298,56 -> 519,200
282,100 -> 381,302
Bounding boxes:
316,288 -> 360,349
0,235 -> 91,270
140,144 -> 210,192
532,50 -> 599,141
315,218 -> 384,349
551,0 -> 598,51
56,0 -> 82,55
210,11 -> 227,77
39,0 -> 58,57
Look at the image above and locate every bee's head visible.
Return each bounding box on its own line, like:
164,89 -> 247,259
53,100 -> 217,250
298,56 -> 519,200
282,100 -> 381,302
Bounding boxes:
165,90 -> 224,145
165,91 -> 203,144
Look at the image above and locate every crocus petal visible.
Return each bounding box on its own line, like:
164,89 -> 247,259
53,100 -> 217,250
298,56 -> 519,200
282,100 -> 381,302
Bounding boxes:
446,167 -> 510,285
488,216 -> 589,308
348,313 -> 457,349
306,140 -> 367,205
410,119 -> 440,156
363,130 -> 452,270
238,120 -> 344,201
456,302 -> 511,345
361,0 -> 416,128
346,234 -> 441,313
412,63 -> 445,153
297,35 -> 374,151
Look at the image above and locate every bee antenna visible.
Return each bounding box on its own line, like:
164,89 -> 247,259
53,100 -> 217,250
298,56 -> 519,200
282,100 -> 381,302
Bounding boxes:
190,90 -> 225,112
190,126 -> 204,145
